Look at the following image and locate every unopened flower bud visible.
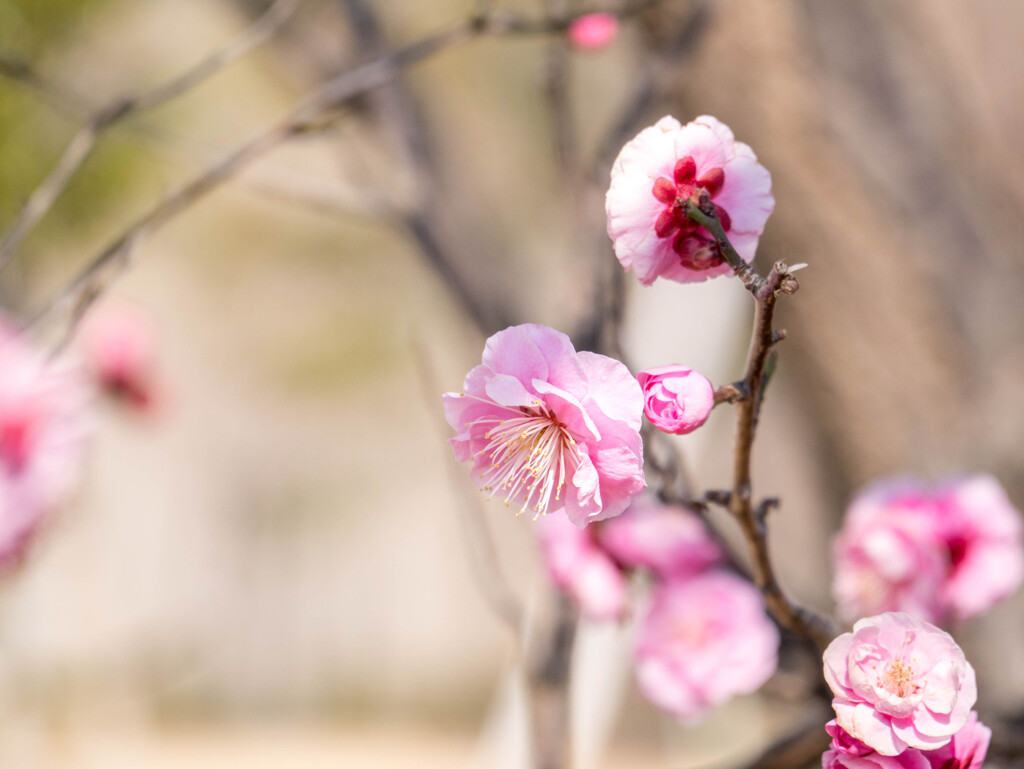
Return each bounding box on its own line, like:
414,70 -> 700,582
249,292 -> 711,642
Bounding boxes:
637,365 -> 714,435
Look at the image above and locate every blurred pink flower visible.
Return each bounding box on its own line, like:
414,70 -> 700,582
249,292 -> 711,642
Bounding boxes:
535,513 -> 625,621
599,495 -> 721,579
81,305 -> 160,412
0,321 -> 92,568
567,13 -> 619,50
637,365 -> 714,435
934,475 -> 1023,621
922,711 -> 990,769
823,613 -> 977,756
832,476 -> 1023,623
443,324 -> 645,526
606,115 -> 774,285
634,570 -> 778,723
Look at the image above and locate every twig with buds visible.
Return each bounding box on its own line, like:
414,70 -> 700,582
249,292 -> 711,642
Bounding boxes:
686,199 -> 839,651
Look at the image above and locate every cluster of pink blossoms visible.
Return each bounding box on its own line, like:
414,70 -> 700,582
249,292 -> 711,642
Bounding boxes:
833,476 -> 1024,624
822,613 -> 989,769
0,319 -> 92,568
536,496 -> 779,723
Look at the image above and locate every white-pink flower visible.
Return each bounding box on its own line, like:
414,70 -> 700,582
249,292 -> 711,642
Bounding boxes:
637,365 -> 714,435
833,476 -> 1023,623
634,570 -> 779,723
443,324 -> 645,526
599,496 -> 721,579
606,115 -> 774,286
823,613 -> 977,756
534,513 -> 626,621
0,321 -> 92,568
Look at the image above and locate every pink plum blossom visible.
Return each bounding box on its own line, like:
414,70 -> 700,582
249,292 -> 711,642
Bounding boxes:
833,476 -> 1023,623
599,495 -> 721,579
443,324 -> 645,526
935,475 -> 1023,621
534,513 -> 625,621
81,305 -> 160,412
921,711 -> 990,769
567,13 -> 619,50
637,365 -> 714,435
634,570 -> 779,723
822,713 -> 990,769
823,612 -> 977,756
606,115 -> 774,285
0,321 -> 92,569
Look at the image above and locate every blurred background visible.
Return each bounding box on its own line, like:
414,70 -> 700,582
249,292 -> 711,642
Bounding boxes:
0,0 -> 1023,766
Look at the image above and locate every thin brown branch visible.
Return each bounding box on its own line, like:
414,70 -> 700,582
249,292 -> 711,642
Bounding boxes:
0,0 -> 305,274
684,203 -> 838,651
527,593 -> 577,769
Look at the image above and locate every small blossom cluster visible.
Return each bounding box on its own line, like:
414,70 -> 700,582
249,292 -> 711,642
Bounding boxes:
833,476 -> 1024,624
536,495 -> 779,723
822,613 -> 989,769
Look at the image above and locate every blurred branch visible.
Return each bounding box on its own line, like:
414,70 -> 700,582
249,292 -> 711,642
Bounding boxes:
590,0 -> 714,179
685,200 -> 839,651
26,0 -> 666,347
527,593 -> 577,769
413,339 -> 525,648
0,0 -> 305,274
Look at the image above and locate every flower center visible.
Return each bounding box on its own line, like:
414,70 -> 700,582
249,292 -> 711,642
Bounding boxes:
473,402 -> 582,518
651,156 -> 731,271
880,659 -> 918,699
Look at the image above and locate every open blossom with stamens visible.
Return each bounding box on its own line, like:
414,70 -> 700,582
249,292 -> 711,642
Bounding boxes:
0,321 -> 92,568
443,324 -> 645,526
634,571 -> 779,723
606,115 -> 774,285
535,513 -> 626,621
833,476 -> 1023,623
823,613 -> 977,756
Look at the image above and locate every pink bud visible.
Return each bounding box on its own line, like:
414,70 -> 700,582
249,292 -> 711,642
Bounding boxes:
81,306 -> 160,413
567,13 -> 619,51
637,365 -> 714,435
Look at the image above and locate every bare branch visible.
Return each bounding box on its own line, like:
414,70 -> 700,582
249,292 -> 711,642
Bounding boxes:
683,204 -> 839,650
0,0 -> 305,274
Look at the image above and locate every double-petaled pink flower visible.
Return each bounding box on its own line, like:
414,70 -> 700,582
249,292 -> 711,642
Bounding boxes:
599,495 -> 721,579
443,324 -> 645,526
833,476 -> 1023,623
0,321 -> 92,568
823,613 -> 977,756
606,115 -> 774,285
822,713 -> 990,769
634,570 -> 779,723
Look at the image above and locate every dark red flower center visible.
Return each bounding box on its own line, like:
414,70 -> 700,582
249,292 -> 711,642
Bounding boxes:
651,156 -> 731,271
0,410 -> 34,473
